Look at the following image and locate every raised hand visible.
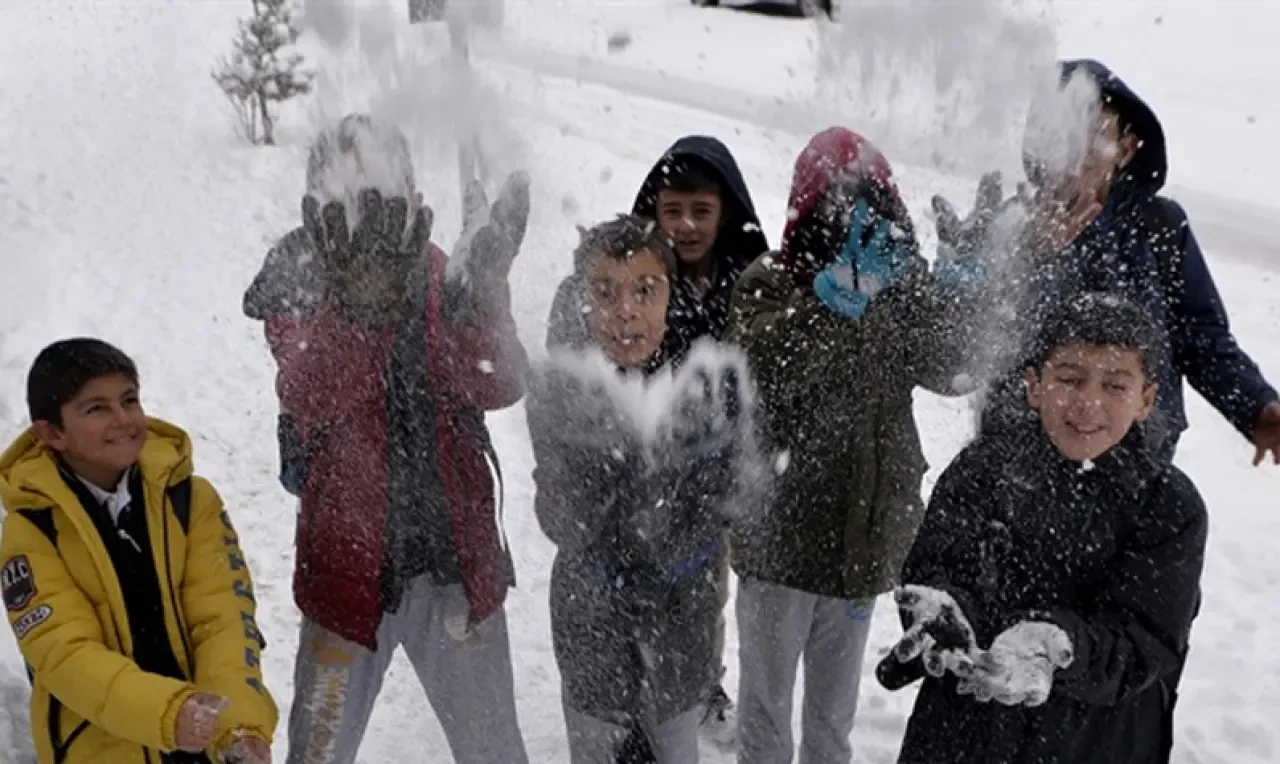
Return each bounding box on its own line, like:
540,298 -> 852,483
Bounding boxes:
813,199 -> 915,321
932,171 -> 1004,258
445,171 -> 532,322
301,189 -> 434,320
1020,183 -> 1104,260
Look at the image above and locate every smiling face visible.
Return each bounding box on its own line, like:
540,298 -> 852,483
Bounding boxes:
656,188 -> 723,268
34,373 -> 148,489
1024,342 -> 1157,462
585,249 -> 672,369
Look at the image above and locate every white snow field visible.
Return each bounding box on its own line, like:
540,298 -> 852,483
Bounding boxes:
2,0 -> 1278,762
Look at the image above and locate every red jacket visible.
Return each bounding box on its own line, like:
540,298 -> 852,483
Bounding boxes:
257,239 -> 527,650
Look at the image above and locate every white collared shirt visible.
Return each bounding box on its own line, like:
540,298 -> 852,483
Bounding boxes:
77,471 -> 133,526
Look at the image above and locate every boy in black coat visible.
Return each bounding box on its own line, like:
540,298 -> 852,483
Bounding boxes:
529,215 -> 762,763
880,292 -> 1208,763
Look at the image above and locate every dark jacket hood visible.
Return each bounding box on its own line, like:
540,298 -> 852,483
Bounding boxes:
631,135 -> 769,274
1025,59 -> 1168,195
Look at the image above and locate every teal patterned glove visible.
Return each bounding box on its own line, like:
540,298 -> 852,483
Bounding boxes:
813,199 -> 914,320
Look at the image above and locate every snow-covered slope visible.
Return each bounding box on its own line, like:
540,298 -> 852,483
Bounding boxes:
1,1 -> 1276,762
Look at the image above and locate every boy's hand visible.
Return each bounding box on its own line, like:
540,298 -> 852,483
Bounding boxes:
444,172 -> 532,321
890,585 -> 980,678
219,735 -> 271,764
1251,401 -> 1280,466
813,199 -> 915,321
1020,184 -> 1103,260
175,693 -> 229,752
958,621 -> 1074,707
301,190 -> 434,320
931,171 -> 1004,259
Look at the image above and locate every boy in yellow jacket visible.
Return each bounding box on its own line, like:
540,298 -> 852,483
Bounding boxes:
0,338 -> 278,763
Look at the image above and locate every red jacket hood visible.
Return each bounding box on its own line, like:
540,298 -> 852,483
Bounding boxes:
778,128 -> 913,279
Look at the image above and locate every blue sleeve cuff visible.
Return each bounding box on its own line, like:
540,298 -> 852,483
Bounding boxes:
813,270 -> 871,321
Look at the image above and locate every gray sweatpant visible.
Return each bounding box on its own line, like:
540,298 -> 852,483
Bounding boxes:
564,701 -> 705,763
285,577 -> 528,764
735,578 -> 876,764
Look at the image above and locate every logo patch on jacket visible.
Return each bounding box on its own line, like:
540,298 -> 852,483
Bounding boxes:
2,556 -> 37,612
12,604 -> 52,639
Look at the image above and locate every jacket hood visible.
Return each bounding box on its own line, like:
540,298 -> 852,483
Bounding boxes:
631,135 -> 769,272
1,417 -> 194,513
778,127 -> 915,279
1024,59 -> 1168,194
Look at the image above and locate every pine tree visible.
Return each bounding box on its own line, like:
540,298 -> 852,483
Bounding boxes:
212,0 -> 315,146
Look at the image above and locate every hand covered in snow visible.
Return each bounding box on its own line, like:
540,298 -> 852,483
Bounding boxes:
443,172 -> 532,322
889,585 -> 980,678
301,189 -> 433,321
663,359 -> 749,464
931,171 -> 1005,259
958,621 -> 1074,707
1019,183 -> 1104,260
174,693 -> 230,752
218,735 -> 271,764
813,199 -> 915,321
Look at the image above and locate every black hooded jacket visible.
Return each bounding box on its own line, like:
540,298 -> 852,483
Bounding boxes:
631,135 -> 769,363
981,60 -> 1277,458
890,422 -> 1207,764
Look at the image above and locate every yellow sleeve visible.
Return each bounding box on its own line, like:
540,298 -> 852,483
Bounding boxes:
179,478 -> 279,749
1,511 -> 193,751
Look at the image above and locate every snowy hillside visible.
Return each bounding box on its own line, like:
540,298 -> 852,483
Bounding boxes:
1,0 -> 1277,762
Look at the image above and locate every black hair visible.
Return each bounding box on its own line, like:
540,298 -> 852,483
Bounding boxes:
1026,292 -> 1161,380
654,157 -> 722,197
27,338 -> 139,427
573,214 -> 679,276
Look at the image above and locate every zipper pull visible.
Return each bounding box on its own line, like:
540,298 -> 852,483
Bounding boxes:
118,528 -> 142,554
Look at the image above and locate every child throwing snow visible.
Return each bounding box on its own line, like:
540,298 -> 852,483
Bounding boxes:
1,339 -> 277,764
726,127 -> 988,764
881,292 -> 1208,764
530,215 -> 763,763
243,114 -> 531,764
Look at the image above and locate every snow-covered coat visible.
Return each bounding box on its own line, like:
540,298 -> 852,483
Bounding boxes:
725,127 -> 984,601
889,423 -> 1207,764
530,284 -> 755,726
0,419 -> 277,764
244,229 -> 528,650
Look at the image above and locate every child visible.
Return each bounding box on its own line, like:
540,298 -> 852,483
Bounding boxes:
1,338 -> 277,764
726,127 -> 987,764
530,215 -> 760,763
629,134 -> 770,742
242,114 -> 531,763
882,292 -> 1208,763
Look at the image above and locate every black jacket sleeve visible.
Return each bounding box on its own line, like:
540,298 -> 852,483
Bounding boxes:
1161,200 -> 1278,438
1047,467 -> 1208,707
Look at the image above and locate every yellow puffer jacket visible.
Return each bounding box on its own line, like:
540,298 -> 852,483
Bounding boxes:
0,418 -> 278,763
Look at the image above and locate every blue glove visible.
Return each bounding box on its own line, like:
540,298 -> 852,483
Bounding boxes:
813,199 -> 915,321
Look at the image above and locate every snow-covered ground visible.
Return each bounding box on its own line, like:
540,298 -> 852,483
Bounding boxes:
1,0 -> 1277,762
